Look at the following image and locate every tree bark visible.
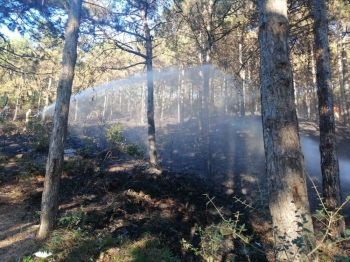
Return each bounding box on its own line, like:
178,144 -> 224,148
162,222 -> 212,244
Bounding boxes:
12,87 -> 21,121
340,41 -> 350,125
258,0 -> 317,260
239,43 -> 245,117
178,65 -> 184,124
141,8 -> 158,169
201,0 -> 214,177
140,83 -> 146,124
313,0 -> 345,238
337,42 -> 347,124
37,0 -> 82,240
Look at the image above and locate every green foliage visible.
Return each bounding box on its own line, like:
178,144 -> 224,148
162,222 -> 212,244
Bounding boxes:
63,157 -> 99,179
24,161 -> 45,176
307,177 -> 350,261
19,256 -> 34,262
106,123 -> 146,158
0,118 -> 17,147
39,227 -> 178,262
126,143 -> 144,158
26,118 -> 50,151
76,138 -> 96,158
106,122 -> 124,148
117,233 -> 178,262
1,120 -> 16,135
59,206 -> 86,229
181,194 -> 251,262
241,175 -> 350,261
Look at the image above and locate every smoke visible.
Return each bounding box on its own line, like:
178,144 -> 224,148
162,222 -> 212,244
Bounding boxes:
42,65 -> 350,203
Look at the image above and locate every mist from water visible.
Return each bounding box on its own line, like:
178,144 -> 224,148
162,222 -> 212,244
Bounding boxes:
43,65 -> 350,201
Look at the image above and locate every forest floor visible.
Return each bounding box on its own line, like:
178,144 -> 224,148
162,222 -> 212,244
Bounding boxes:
0,115 -> 350,262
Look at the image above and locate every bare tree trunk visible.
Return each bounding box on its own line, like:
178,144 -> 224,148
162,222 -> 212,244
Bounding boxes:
140,84 -> 146,124
12,87 -> 21,121
37,0 -> 82,240
239,43 -> 245,117
37,88 -> 42,112
141,9 -> 158,169
74,99 -> 78,122
190,82 -> 193,116
202,64 -> 211,177
337,42 -> 348,124
200,0 -> 214,178
42,78 -> 52,121
102,91 -> 108,120
119,90 -> 122,111
340,41 -> 350,125
160,86 -> 165,121
313,0 -> 345,238
310,44 -> 318,121
178,65 -> 184,124
258,0 -> 317,260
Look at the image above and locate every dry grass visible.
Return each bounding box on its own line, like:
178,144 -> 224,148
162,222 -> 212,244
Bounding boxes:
0,204 -> 40,262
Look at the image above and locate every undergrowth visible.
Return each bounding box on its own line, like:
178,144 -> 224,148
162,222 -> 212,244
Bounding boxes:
181,181 -> 350,262
17,228 -> 179,262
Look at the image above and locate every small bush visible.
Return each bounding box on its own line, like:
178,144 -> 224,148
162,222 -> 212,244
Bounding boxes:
126,143 -> 144,158
59,206 -> 86,229
1,121 -> 17,135
24,162 -> 45,176
0,119 -> 17,147
26,118 -> 50,151
106,123 -> 124,148
181,195 -> 250,262
76,138 -> 97,158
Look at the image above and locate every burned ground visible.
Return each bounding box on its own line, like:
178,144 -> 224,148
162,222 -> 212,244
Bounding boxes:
0,115 -> 350,261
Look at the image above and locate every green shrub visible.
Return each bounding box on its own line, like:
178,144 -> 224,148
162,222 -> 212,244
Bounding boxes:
1,121 -> 16,134
59,206 -> 86,229
181,195 -> 250,262
24,162 -> 45,176
26,118 -> 50,151
106,123 -> 124,148
76,138 -> 96,158
126,143 -> 144,158
0,119 -> 17,147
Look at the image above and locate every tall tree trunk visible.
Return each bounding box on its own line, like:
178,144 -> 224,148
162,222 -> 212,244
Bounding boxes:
140,84 -> 146,124
37,0 -> 82,240
12,87 -> 21,121
310,43 -> 318,121
74,98 -> 78,122
160,86 -> 165,121
178,65 -> 184,124
102,91 -> 108,120
337,42 -> 348,124
190,82 -> 193,116
202,63 -> 211,177
201,0 -> 214,177
13,71 -> 24,121
340,41 -> 350,125
141,9 -> 158,169
313,0 -> 345,238
258,0 -> 317,260
239,43 -> 245,117
3,92 -> 8,107
37,88 -> 42,112
42,78 -> 52,121
223,72 -> 228,115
